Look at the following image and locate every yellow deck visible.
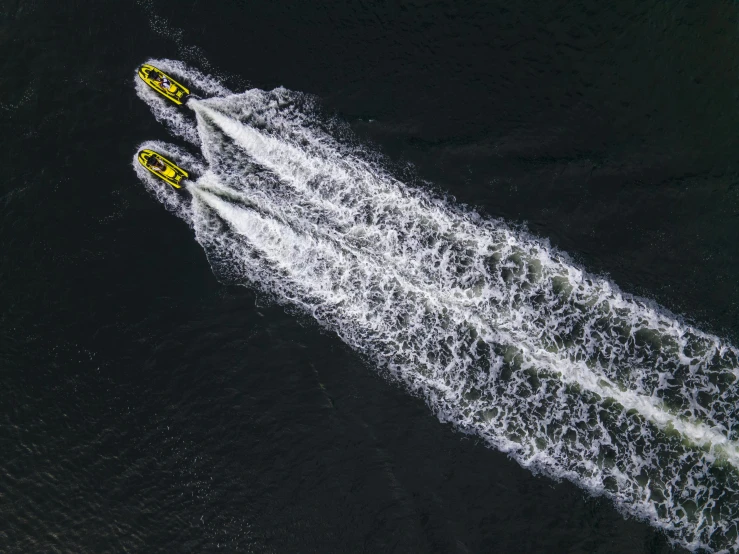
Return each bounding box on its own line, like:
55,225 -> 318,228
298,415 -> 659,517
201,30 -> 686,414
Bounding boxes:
138,64 -> 190,105
138,149 -> 189,189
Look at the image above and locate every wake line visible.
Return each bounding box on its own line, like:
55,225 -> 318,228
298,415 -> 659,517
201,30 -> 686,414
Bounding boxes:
203,95 -> 739,447
190,103 -> 739,465
135,60 -> 739,552
193,181 -> 739,468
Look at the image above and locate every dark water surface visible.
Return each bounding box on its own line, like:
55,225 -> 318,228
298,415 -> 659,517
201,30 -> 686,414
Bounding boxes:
3,0 -> 739,552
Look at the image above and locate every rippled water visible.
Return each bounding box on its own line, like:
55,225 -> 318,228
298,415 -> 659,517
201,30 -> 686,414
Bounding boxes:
5,0 -> 739,552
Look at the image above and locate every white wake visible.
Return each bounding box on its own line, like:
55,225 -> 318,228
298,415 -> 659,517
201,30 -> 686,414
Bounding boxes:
134,59 -> 739,553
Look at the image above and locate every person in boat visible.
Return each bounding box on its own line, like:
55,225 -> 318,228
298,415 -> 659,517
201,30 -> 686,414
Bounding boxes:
148,157 -> 167,172
157,75 -> 171,90
149,69 -> 171,91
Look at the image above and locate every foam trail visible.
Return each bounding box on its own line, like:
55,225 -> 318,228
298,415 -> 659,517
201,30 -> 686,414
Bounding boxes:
134,61 -> 739,552
191,99 -> 739,451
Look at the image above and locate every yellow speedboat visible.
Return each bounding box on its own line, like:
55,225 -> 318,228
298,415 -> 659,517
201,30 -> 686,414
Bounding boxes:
138,64 -> 190,105
138,149 -> 189,189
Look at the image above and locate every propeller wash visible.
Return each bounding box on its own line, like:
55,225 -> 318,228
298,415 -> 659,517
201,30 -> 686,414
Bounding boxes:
134,59 -> 739,552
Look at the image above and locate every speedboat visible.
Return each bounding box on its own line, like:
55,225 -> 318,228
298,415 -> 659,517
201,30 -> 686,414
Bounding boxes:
138,149 -> 189,189
138,64 -> 190,105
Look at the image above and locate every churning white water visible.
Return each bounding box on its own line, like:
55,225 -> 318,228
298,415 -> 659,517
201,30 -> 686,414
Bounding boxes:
134,59 -> 739,553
